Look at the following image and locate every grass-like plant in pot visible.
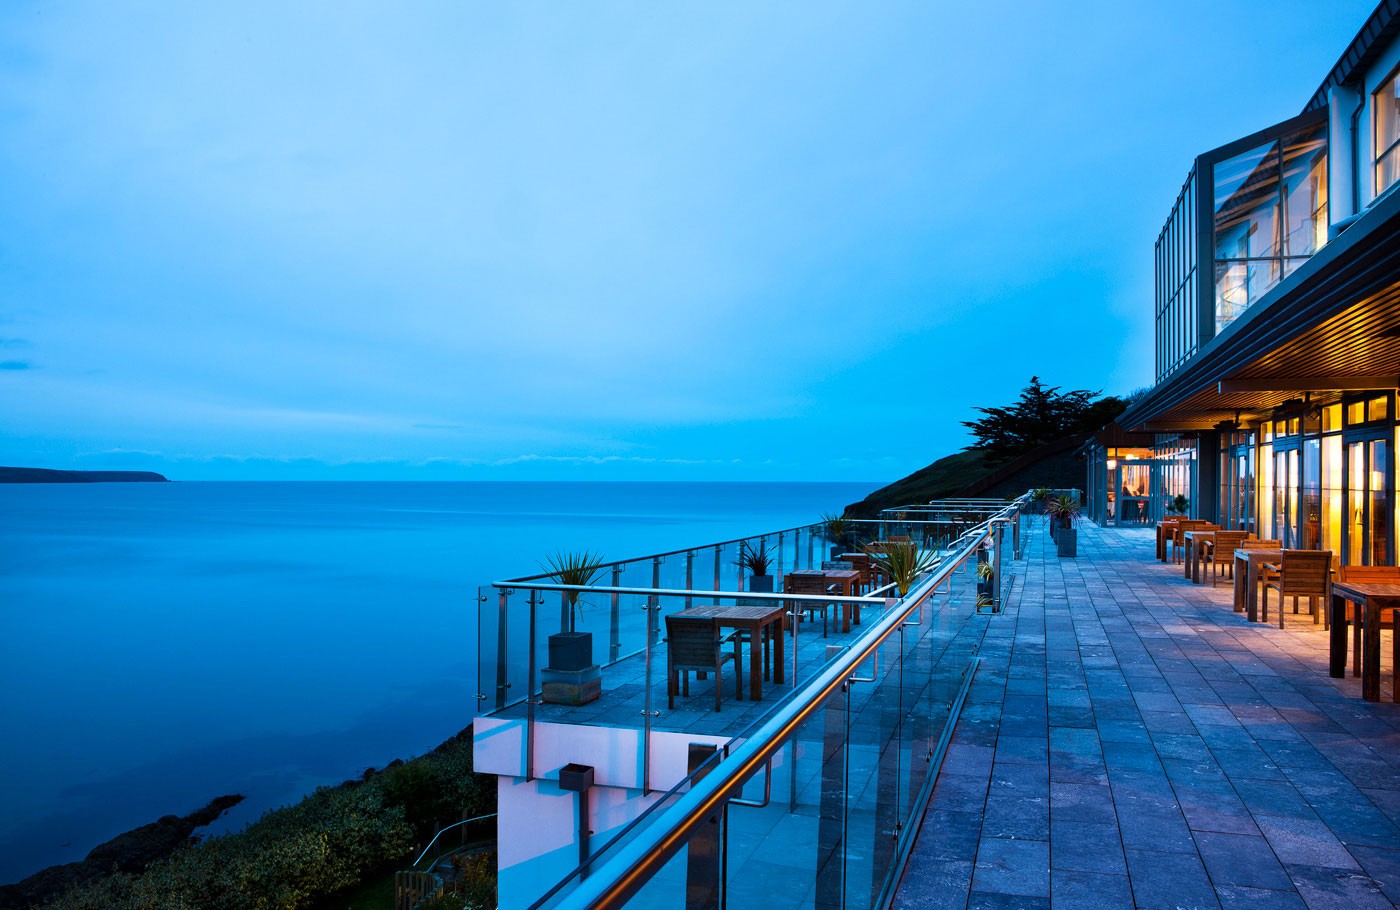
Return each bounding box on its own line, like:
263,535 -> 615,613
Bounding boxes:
1045,494 -> 1082,558
864,539 -> 937,598
821,512 -> 854,560
737,541 -> 776,593
541,550 -> 607,673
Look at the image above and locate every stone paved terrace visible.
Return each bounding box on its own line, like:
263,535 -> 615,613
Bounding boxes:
896,519 -> 1400,910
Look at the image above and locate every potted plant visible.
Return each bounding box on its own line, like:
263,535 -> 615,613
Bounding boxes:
864,539 -> 937,597
820,513 -> 855,560
1030,488 -> 1050,515
1166,494 -> 1189,517
540,550 -> 606,704
737,541 -> 776,593
1045,495 -> 1081,557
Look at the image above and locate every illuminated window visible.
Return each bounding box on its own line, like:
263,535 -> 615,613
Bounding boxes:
1376,68 -> 1400,196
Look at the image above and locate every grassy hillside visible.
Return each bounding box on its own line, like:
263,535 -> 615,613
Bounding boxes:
845,437 -> 1086,518
845,449 -> 991,518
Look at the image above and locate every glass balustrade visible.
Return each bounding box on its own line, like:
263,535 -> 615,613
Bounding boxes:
490,497 -> 1028,909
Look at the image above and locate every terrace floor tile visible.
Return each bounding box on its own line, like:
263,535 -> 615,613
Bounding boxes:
894,521 -> 1400,910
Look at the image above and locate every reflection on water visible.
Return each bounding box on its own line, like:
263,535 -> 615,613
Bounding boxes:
0,480 -> 874,882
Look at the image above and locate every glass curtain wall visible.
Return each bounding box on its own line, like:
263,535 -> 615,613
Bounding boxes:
1155,168 -> 1198,381
1245,395 -> 1394,567
1213,119 -> 1328,330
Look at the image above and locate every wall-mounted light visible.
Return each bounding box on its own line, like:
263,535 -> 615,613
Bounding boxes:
1107,458 -> 1118,470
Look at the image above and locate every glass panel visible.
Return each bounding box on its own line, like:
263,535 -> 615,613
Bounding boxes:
1348,401 -> 1366,425
1214,120 -> 1327,329
1371,395 -> 1390,423
1281,126 -> 1328,258
1376,71 -> 1400,195
1323,404 -> 1342,432
1349,441 -> 1365,565
1370,439 -> 1389,565
1303,439 -> 1321,550
1259,443 -> 1274,537
1323,436 -> 1342,555
723,681 -> 847,910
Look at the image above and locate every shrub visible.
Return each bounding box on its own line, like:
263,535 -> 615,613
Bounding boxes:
43,733 -> 493,910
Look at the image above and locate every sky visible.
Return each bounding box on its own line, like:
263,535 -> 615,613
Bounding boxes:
0,1 -> 1378,481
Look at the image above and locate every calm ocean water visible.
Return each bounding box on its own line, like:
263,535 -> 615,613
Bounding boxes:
0,480 -> 876,883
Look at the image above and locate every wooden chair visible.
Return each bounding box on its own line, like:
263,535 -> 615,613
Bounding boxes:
1206,530 -> 1249,586
1337,565 -> 1400,677
1170,520 -> 1214,564
664,615 -> 741,711
1261,550 -> 1332,629
784,573 -> 835,636
838,552 -> 879,593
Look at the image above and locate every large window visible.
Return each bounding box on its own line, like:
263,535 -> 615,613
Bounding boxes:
1375,68 -> 1400,196
1154,170 -> 1197,381
1213,120 -> 1328,330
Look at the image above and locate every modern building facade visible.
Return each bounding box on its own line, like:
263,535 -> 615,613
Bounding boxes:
1087,0 -> 1400,565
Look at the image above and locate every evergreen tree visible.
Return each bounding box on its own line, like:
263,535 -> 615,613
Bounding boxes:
962,376 -> 1126,465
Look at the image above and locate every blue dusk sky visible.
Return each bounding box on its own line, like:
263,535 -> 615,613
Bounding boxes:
0,2 -> 1375,481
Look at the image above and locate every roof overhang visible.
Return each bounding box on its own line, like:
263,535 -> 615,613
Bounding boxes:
1119,187 -> 1400,433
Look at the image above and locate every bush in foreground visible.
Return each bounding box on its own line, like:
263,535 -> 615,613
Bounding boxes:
43,729 -> 492,910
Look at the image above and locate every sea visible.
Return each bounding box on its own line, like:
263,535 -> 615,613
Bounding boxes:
0,480 -> 877,884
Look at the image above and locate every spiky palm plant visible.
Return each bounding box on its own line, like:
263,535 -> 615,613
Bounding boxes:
736,541 -> 775,577
864,539 -> 937,597
541,550 -> 607,633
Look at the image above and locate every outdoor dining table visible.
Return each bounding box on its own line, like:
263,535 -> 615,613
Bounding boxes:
673,603 -> 787,701
785,568 -> 862,632
1184,529 -> 1216,583
1233,548 -> 1283,622
1156,520 -> 1179,562
1328,581 -> 1400,702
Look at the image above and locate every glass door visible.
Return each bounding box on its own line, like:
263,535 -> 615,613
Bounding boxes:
1273,446 -> 1299,547
1345,436 -> 1391,565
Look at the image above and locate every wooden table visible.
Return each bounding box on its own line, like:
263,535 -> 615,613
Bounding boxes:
1328,581 -> 1400,702
786,569 -> 862,632
1184,530 -> 1216,583
1156,521 -> 1179,562
1233,549 -> 1282,622
674,604 -> 787,701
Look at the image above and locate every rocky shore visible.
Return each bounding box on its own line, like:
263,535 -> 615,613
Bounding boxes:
0,796 -> 243,910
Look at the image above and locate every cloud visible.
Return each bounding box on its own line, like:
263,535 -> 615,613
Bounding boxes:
0,360 -> 31,370
489,454 -> 728,467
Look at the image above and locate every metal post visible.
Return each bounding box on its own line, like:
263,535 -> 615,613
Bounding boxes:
495,589 -> 510,711
610,565 -> 623,664
685,550 -> 695,610
993,522 -> 1005,611
527,589 -> 538,781
713,545 -> 722,605
650,557 -> 662,646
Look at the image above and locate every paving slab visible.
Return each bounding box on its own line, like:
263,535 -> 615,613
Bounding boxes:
895,520 -> 1400,909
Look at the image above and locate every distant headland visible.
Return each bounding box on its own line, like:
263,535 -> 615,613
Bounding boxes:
0,467 -> 170,483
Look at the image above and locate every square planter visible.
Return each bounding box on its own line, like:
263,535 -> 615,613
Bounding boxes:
548,631 -> 593,672
1057,527 -> 1078,558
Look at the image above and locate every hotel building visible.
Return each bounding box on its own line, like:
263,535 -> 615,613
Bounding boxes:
1087,0 -> 1400,569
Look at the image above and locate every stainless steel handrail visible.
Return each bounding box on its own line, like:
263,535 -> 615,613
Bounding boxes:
489,580 -> 885,605
547,497 -> 1026,909
411,813 -> 498,869
503,522 -> 822,584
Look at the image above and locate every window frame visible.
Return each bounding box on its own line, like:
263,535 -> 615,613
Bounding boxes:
1372,61 -> 1400,197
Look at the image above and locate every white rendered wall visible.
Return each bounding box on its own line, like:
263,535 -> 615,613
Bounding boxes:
474,717 -> 730,908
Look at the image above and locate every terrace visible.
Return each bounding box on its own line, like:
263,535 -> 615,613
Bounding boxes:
473,505 -> 1400,908
898,520 -> 1400,909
